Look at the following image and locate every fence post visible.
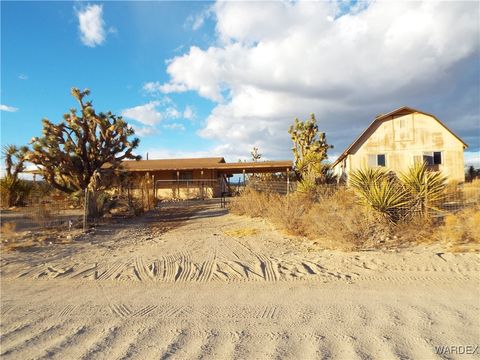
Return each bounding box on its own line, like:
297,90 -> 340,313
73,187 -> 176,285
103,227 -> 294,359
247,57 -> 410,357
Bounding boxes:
83,188 -> 88,232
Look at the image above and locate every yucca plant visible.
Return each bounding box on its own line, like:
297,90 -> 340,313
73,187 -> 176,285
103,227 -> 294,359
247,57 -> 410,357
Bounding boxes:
399,162 -> 447,217
349,168 -> 410,222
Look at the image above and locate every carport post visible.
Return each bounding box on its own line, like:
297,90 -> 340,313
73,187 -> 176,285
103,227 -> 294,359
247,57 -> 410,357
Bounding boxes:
176,171 -> 180,199
286,168 -> 290,195
152,175 -> 156,205
243,169 -> 246,186
200,170 -> 204,199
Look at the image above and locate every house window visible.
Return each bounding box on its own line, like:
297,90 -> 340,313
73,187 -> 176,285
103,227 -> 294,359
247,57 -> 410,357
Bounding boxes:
423,151 -> 442,166
368,154 -> 386,167
178,171 -> 193,180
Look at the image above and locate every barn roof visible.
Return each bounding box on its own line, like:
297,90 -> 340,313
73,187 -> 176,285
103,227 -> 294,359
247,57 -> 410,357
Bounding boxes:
332,106 -> 468,167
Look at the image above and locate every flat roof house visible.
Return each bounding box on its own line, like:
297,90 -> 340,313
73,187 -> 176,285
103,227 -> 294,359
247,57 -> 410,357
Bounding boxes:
332,106 -> 468,183
121,157 -> 293,199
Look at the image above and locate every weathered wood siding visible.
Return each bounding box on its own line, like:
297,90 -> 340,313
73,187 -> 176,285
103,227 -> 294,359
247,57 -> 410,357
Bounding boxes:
344,112 -> 465,182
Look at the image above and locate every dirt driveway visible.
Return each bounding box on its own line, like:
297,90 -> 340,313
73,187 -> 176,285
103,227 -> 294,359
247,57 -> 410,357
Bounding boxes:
1,203 -> 479,359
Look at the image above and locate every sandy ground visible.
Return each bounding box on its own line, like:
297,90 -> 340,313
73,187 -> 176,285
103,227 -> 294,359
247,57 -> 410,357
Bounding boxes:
1,202 -> 479,359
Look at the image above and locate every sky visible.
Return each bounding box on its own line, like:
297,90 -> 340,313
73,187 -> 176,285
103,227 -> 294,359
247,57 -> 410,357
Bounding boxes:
1,1 -> 479,168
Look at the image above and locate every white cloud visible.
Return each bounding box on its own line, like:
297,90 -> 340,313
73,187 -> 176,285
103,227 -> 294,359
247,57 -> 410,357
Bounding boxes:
76,4 -> 107,47
183,106 -> 195,120
158,1 -> 479,159
134,126 -> 157,137
143,147 -> 223,160
464,151 -> 480,168
121,101 -> 162,126
0,104 -> 18,112
18,74 -> 28,80
165,107 -> 181,119
163,123 -> 186,131
185,6 -> 213,31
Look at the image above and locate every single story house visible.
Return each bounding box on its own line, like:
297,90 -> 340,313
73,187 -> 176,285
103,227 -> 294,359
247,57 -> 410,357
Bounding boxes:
332,106 -> 468,183
120,157 -> 293,199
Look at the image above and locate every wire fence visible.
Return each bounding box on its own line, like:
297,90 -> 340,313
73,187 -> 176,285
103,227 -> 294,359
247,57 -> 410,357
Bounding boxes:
241,179 -> 480,218
2,177 -> 478,236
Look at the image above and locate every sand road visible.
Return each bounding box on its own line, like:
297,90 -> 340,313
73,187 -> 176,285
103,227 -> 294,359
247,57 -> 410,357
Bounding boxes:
1,203 -> 479,359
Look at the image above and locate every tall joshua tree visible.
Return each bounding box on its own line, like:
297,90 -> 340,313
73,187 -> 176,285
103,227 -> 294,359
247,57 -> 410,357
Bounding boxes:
1,145 -> 29,206
26,88 -> 140,196
288,114 -> 334,190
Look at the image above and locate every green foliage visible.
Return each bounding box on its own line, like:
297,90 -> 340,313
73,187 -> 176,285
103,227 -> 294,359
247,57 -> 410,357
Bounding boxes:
288,114 -> 334,191
349,168 -> 410,222
0,178 -> 33,207
399,162 -> 447,215
349,163 -> 448,222
26,88 -> 141,194
1,145 -> 30,207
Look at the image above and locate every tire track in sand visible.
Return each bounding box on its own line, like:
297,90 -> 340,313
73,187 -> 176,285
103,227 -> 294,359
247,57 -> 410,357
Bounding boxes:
257,254 -> 279,281
133,256 -> 153,282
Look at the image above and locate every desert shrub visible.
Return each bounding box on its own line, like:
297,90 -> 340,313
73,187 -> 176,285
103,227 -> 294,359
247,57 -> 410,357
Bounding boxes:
302,188 -> 391,250
0,178 -> 33,207
349,168 -> 410,222
230,187 -> 392,249
229,188 -> 271,217
0,222 -> 17,238
399,162 -> 447,215
349,163 -> 448,222
267,192 -> 312,236
436,207 -> 480,247
229,188 -> 311,235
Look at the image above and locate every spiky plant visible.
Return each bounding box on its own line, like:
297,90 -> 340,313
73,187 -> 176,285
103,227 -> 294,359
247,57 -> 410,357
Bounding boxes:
349,168 -> 410,222
399,162 -> 447,216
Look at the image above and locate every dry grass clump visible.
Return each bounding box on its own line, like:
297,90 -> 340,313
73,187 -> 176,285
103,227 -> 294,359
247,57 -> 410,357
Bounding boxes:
1,222 -> 17,238
302,188 -> 390,250
230,186 -> 480,251
229,189 -> 311,235
229,188 -> 272,218
223,228 -> 259,238
230,187 -> 393,250
435,207 -> 480,252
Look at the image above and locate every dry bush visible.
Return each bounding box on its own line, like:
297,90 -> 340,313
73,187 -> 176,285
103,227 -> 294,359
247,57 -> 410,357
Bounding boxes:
435,207 -> 480,251
267,192 -> 311,236
463,179 -> 480,204
229,188 -> 271,217
1,222 -> 17,238
229,185 -> 480,252
302,188 -> 392,250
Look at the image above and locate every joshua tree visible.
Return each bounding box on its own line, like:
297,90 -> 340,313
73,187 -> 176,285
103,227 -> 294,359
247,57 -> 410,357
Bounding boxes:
26,88 -> 140,194
251,147 -> 262,162
1,145 -> 29,206
288,114 -> 334,191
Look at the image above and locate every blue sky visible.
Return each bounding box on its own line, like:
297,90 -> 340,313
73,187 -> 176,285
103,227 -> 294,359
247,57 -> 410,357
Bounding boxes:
1,1 -> 479,167
1,1 -> 218,158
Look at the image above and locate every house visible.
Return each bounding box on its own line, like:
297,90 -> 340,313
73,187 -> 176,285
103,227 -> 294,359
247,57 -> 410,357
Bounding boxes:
332,106 -> 468,182
120,157 -> 293,199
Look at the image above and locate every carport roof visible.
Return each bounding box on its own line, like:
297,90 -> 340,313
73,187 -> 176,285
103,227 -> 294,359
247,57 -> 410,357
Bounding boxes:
119,158 -> 292,174
119,157 -> 225,171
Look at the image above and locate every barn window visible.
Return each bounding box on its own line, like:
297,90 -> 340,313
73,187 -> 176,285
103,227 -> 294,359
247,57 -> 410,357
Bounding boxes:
423,151 -> 442,166
368,154 -> 386,167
